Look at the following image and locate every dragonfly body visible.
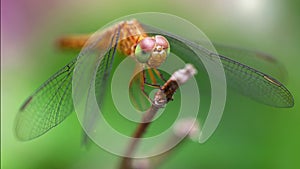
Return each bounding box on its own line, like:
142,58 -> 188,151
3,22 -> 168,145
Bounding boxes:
60,20 -> 145,54
59,20 -> 170,68
16,19 -> 294,141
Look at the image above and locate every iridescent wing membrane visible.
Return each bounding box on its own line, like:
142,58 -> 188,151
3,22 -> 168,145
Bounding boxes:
15,60 -> 75,140
81,26 -> 121,143
141,23 -> 294,107
212,44 -> 287,82
15,25 -> 121,141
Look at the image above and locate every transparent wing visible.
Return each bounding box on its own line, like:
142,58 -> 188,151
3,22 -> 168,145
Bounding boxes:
15,59 -> 76,140
213,43 -> 287,82
81,25 -> 121,144
142,23 -> 294,107
129,64 -> 149,112
15,23 -> 122,141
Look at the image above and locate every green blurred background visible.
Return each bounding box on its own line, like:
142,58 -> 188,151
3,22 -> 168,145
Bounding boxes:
2,0 -> 300,169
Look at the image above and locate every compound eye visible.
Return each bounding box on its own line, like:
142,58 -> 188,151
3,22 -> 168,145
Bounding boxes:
146,35 -> 170,68
135,37 -> 155,63
155,35 -> 170,55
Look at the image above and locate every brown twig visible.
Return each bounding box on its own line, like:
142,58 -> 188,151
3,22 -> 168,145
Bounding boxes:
132,118 -> 200,169
119,104 -> 163,169
119,64 -> 197,169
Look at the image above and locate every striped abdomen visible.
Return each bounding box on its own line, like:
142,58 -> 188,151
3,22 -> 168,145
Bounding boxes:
57,20 -> 147,56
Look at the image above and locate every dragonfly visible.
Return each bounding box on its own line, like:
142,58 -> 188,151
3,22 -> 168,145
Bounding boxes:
15,19 -> 294,141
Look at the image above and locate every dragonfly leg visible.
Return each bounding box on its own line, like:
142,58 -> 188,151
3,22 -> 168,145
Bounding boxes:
140,70 -> 154,102
143,69 -> 161,88
139,69 -> 167,105
153,69 -> 167,82
144,82 -> 161,88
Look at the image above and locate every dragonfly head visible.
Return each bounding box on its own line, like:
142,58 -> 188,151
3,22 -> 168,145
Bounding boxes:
135,35 -> 170,68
